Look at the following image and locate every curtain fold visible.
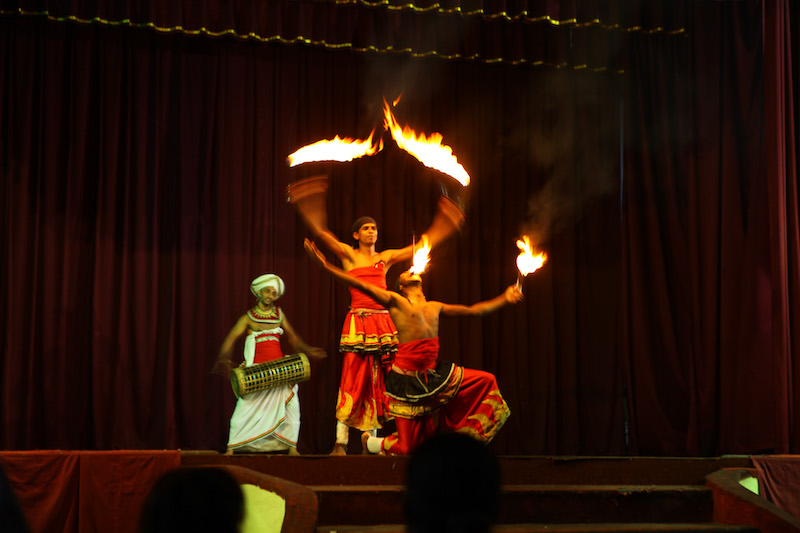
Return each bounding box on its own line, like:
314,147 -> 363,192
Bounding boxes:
622,0 -> 777,456
764,0 -> 800,454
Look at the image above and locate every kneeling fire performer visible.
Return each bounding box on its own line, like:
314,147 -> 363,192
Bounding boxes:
213,274 -> 326,455
305,239 -> 522,455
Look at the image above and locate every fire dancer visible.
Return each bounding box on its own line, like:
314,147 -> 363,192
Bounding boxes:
287,175 -> 464,455
213,274 -> 326,455
304,239 -> 521,456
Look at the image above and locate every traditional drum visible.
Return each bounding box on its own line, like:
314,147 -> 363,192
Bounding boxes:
230,353 -> 311,398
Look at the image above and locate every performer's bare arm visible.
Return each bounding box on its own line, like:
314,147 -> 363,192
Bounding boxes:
378,197 -> 466,268
439,285 -> 523,317
287,175 -> 359,265
280,314 -> 327,360
316,230 -> 358,264
305,239 -> 401,308
212,314 -> 251,375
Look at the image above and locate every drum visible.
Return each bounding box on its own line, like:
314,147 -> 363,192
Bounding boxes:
230,353 -> 311,398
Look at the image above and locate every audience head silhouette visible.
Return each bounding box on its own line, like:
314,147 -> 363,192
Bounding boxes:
405,432 -> 501,533
138,467 -> 244,533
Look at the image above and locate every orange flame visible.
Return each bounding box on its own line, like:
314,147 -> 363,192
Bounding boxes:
287,130 -> 383,167
409,235 -> 431,275
383,100 -> 470,187
516,236 -> 547,277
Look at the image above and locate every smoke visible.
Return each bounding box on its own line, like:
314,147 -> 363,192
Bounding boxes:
519,72 -> 619,247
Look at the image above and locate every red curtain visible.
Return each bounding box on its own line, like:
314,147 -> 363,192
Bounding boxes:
623,0 -> 771,456
0,13 -> 623,454
2,0 -> 799,457
622,0 -> 800,456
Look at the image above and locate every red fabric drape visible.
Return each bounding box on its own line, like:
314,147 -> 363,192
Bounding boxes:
0,451 -> 180,533
753,455 -> 800,520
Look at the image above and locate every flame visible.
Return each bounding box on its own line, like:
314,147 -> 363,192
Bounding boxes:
409,235 -> 431,275
383,100 -> 470,187
287,130 -> 383,167
516,236 -> 547,276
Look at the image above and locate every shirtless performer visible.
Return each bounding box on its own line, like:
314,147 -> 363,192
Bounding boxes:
288,175 -> 464,454
213,274 -> 326,455
305,239 -> 522,455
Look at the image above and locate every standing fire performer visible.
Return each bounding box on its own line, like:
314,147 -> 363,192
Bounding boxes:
213,274 -> 326,455
287,175 -> 464,455
304,239 -> 521,455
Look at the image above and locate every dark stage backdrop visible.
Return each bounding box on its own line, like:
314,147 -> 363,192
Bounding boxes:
1,1 -> 798,456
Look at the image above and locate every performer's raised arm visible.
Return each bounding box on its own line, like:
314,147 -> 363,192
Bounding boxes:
287,175 -> 356,262
378,196 -> 466,268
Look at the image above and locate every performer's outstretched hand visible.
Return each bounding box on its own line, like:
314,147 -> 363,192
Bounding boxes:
287,175 -> 329,235
504,285 -> 524,304
305,346 -> 328,360
304,238 -> 328,267
423,196 -> 466,248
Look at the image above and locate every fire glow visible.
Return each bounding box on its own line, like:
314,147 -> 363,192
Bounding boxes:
286,131 -> 383,167
516,236 -> 547,285
287,100 -> 471,187
409,235 -> 431,275
382,100 -> 471,187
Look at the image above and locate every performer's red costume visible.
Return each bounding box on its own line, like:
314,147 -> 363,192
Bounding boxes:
247,307 -> 285,364
380,337 -> 510,455
335,263 -> 399,431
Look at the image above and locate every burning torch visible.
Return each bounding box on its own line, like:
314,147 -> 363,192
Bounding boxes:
515,236 -> 547,292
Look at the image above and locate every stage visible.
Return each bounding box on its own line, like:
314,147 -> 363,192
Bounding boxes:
4,451 -> 800,532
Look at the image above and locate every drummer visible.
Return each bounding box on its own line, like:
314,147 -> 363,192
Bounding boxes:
213,274 -> 326,455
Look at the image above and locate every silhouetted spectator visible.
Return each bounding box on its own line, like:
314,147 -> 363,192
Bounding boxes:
405,432 -> 501,533
138,467 -> 244,533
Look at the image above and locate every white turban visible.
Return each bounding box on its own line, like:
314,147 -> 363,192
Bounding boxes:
250,274 -> 285,299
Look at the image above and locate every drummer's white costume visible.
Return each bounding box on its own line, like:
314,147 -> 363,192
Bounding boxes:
227,275 -> 300,453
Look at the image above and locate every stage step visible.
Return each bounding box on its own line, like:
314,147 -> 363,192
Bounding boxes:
310,484 -> 719,526
180,453 -> 759,531
179,454 -> 753,487
316,525 -> 759,533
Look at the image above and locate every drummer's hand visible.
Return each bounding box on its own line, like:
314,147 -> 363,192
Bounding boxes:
306,347 -> 327,360
211,357 -> 234,376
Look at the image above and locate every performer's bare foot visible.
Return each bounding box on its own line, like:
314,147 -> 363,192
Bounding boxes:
330,443 -> 347,456
288,447 -> 300,456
